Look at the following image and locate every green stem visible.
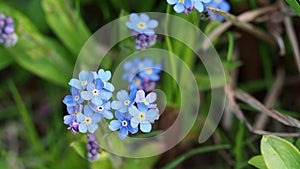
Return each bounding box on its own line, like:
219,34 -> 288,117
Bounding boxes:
227,31 -> 234,61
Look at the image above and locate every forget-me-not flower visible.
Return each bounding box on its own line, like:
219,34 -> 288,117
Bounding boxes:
129,103 -> 159,133
167,0 -> 192,13
109,111 -> 138,140
69,70 -> 94,90
90,101 -> 113,120
139,59 -> 162,82
192,0 -> 211,13
63,87 -> 84,107
135,90 -> 157,108
77,106 -> 101,133
64,104 -> 83,125
126,13 -> 158,36
111,89 -> 137,113
93,69 -> 115,92
81,78 -> 113,104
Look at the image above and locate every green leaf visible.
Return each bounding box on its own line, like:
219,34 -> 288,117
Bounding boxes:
42,0 -> 91,56
285,0 -> 300,17
91,151 -> 113,169
261,135 -> 300,169
70,141 -> 88,159
0,3 -> 72,86
248,155 -> 267,169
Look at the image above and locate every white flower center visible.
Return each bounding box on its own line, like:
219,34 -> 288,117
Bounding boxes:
74,95 -> 80,101
123,100 -> 130,106
92,89 -> 99,95
97,106 -> 104,111
121,120 -> 128,127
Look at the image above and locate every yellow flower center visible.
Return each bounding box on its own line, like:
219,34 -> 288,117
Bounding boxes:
124,100 -> 130,105
138,22 -> 146,29
134,79 -> 140,84
74,95 -> 80,101
85,117 -> 91,124
179,0 -> 185,3
81,81 -> 87,86
139,113 -> 145,120
141,99 -> 147,105
145,68 -> 153,74
73,112 -> 79,117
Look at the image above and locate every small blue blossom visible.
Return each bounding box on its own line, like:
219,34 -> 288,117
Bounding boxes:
69,70 -> 94,90
139,59 -> 162,82
122,58 -> 142,82
109,111 -> 138,140
81,78 -> 113,104
192,0 -> 211,13
90,101 -> 113,120
77,105 -> 101,133
93,69 -> 115,92
129,77 -> 143,90
129,103 -> 159,133
126,13 -> 158,36
63,104 -> 83,125
167,0 -> 192,13
111,89 -> 137,113
63,87 -> 84,107
135,90 -> 157,108
206,0 -> 230,21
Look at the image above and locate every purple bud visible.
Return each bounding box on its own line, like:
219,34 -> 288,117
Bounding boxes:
139,34 -> 147,40
6,18 -> 13,24
0,21 -> 4,27
4,25 -> 14,34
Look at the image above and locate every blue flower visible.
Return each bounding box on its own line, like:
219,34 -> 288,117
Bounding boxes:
81,78 -> 113,104
135,90 -> 157,108
93,69 -> 115,92
69,70 -> 94,90
128,103 -> 159,133
122,58 -> 142,82
111,89 -> 137,113
126,13 -> 158,36
139,59 -> 162,82
167,0 -> 192,13
77,106 -> 101,133
109,111 -> 138,140
206,0 -> 230,21
193,0 -> 211,13
63,104 -> 83,125
63,87 -> 84,107
129,77 -> 143,90
90,101 -> 113,119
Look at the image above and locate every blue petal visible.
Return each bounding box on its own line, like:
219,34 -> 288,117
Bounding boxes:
202,0 -> 212,3
130,13 -> 139,22
99,90 -> 112,100
117,90 -> 128,101
81,91 -> 93,101
86,82 -> 95,91
126,22 -> 134,29
63,115 -> 74,124
92,113 -> 102,123
167,0 -> 178,5
140,121 -> 152,133
111,101 -> 122,110
109,120 -> 121,131
98,69 -> 111,81
91,96 -> 103,105
140,13 -> 150,22
63,95 -> 75,106
119,106 -> 128,113
174,3 -> 185,13
103,110 -> 113,119
184,0 -> 192,8
119,127 -> 129,140
77,113 -> 85,122
194,1 -> 204,12
104,82 -> 115,92
128,124 -> 138,134
84,105 -> 94,116
79,123 -> 87,133
115,111 -> 125,121
87,123 -> 98,133
146,92 -> 157,104
128,105 -> 139,116
146,109 -> 159,122
95,78 -> 104,90
67,106 -> 75,114
143,29 -> 155,36
130,117 -> 140,128
137,103 -> 148,112
129,88 -> 137,101
147,20 -> 158,29
78,70 -> 89,81
68,79 -> 81,89
135,90 -> 145,102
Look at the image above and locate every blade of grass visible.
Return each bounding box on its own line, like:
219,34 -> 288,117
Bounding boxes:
162,144 -> 230,169
8,80 -> 43,154
234,121 -> 245,169
227,31 -> 234,61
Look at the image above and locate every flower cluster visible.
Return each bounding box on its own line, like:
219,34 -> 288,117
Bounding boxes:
126,13 -> 158,50
166,0 -> 211,13
86,134 -> 100,161
63,69 -> 114,134
166,0 -> 230,22
122,57 -> 162,92
109,89 -> 159,139
0,13 -> 18,47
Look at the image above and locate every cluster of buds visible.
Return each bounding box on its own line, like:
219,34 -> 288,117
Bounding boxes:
0,14 -> 18,47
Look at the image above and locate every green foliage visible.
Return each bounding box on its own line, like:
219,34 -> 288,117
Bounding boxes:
285,0 -> 300,17
249,135 -> 300,169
